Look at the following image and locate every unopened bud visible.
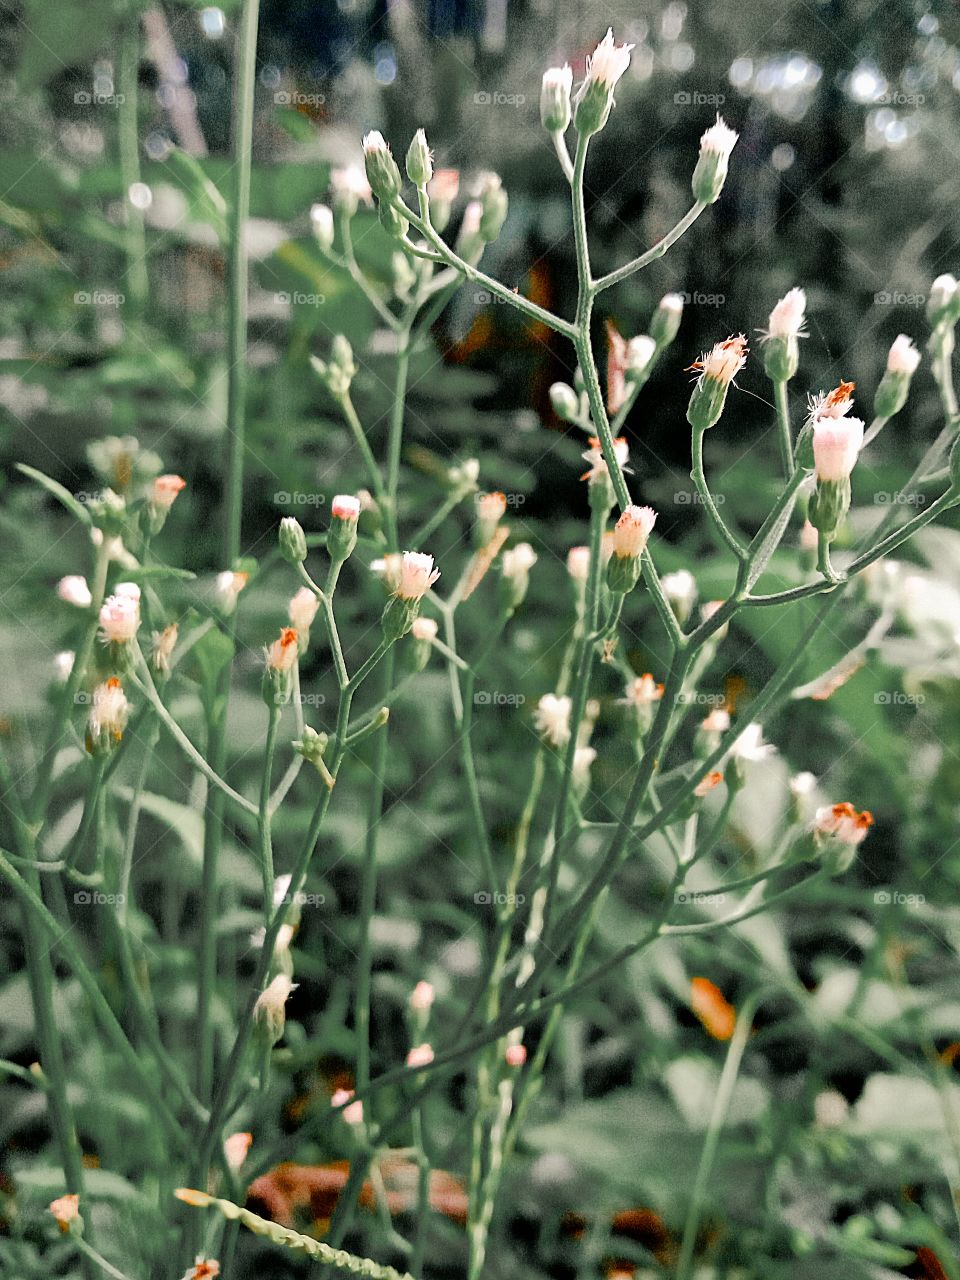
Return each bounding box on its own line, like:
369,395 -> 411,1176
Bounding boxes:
692,117 -> 738,205
574,29 -> 633,136
477,174 -> 508,242
927,273 -> 960,329
650,292 -> 684,347
549,381 -> 580,422
541,65 -> 573,133
253,973 -> 297,1049
279,516 -> 307,564
405,128 -> 433,187
362,130 -> 402,201
310,203 -> 335,252
874,335 -> 920,419
328,494 -> 360,562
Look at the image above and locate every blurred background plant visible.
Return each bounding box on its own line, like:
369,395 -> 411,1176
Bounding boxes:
3,2 -> 960,1279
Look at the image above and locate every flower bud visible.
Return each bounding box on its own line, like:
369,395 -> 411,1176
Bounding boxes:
362,130 -> 403,202
533,693 -> 572,747
279,516 -> 307,565
874,334 -> 920,419
87,488 -> 126,535
253,973 -> 297,1049
809,411 -> 863,541
580,436 -> 629,512
686,335 -> 747,432
48,1194 -> 81,1234
310,203 -> 335,251
407,615 -> 438,671
692,116 -> 738,205
541,65 -> 573,133
574,29 -> 634,136
381,551 -> 440,642
474,491 -> 507,548
293,725 -> 331,778
262,627 -> 299,707
288,587 -> 319,646
328,493 -> 360,562
566,545 -> 591,584
660,569 -> 697,624
58,575 -> 92,608
499,542 -> 537,610
332,1088 -> 364,1126
427,168 -> 459,232
405,128 -> 433,187
330,165 -> 372,218
223,1132 -> 253,1173
99,591 -> 140,652
926,273 -> 960,329
410,980 -> 435,1013
86,677 -> 130,755
650,292 -> 684,348
549,381 -> 580,422
606,504 -> 656,594
378,199 -> 410,241
625,334 -> 657,386
214,570 -> 248,615
477,174 -> 508,242
812,802 -> 873,874
761,287 -> 806,383
152,623 -> 178,676
406,1043 -> 434,1069
144,473 -> 187,535
621,672 -> 663,737
695,707 -> 730,758
310,335 -> 357,398
505,1041 -> 527,1068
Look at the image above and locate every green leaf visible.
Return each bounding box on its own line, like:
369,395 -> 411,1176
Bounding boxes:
113,786 -> 204,867
16,464 -> 92,527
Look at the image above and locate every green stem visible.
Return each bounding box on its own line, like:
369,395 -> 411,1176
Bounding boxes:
675,990 -> 764,1280
258,705 -> 280,908
773,379 -> 793,478
593,201 -> 706,293
223,0 -> 261,560
691,423 -> 747,559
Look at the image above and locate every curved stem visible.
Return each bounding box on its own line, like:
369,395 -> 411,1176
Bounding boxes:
691,423 -> 747,560
593,201 -> 706,293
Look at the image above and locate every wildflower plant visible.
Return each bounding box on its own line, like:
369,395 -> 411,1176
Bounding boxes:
5,24 -> 960,1280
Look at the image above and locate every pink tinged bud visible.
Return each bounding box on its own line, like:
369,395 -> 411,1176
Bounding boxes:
731,722 -> 776,762
331,493 -> 361,521
800,520 -> 819,551
812,416 -> 864,482
887,333 -> 920,375
477,491 -> 507,525
534,693 -> 572,747
115,581 -> 141,602
332,1087 -> 364,1124
223,1131 -> 253,1172
406,1043 -> 434,1069
58,575 -> 92,608
289,587 -> 320,633
427,168 -> 460,203
397,551 -> 440,600
505,1043 -> 527,1067
612,504 -> 656,559
814,802 -> 873,846
49,1194 -> 80,1232
694,770 -> 724,798
310,203 -> 335,249
411,616 -> 438,642
331,165 -> 372,205
766,287 -> 807,339
461,200 -> 483,237
410,980 -> 435,1011
266,627 -> 299,673
54,651 -> 75,682
98,593 -> 140,643
152,474 -> 186,510
567,546 -> 592,582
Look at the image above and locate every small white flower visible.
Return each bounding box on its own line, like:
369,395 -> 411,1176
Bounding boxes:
54,651 -> 75,682
701,708 -> 730,734
814,802 -> 873,846
223,1132 -> 253,1171
661,569 -> 697,609
330,165 -> 372,205
214,570 -> 248,614
151,474 -> 186,511
534,693 -> 572,747
582,28 -> 633,92
331,493 -> 361,521
611,504 -> 656,559
789,771 -> 817,798
362,130 -> 389,156
581,435 -> 629,483
622,673 -> 664,707
765,287 -> 807,339
152,624 -> 178,674
411,616 -> 438,642
627,333 -> 657,375
692,334 -> 748,386
265,627 -> 299,673
699,115 -> 739,161
502,543 -> 538,577
89,677 -> 130,744
406,1043 -> 434,1068
572,746 -> 597,784
98,593 -> 140,643
396,551 -> 440,601
886,333 -> 920,375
